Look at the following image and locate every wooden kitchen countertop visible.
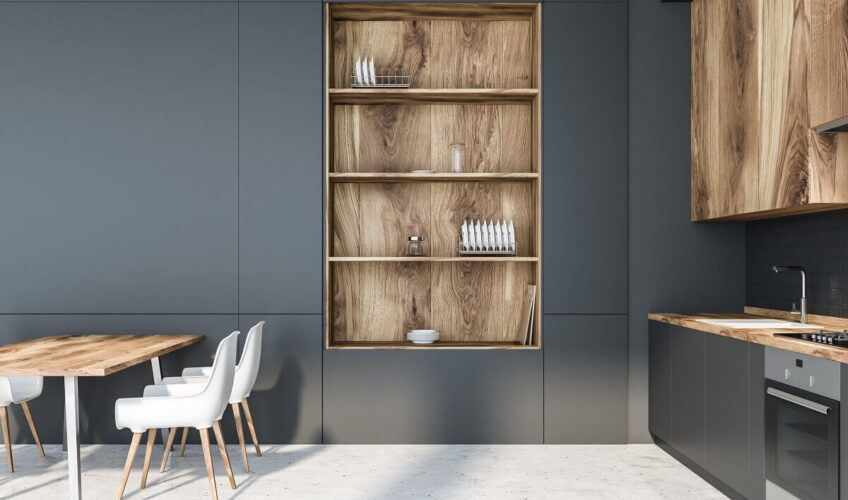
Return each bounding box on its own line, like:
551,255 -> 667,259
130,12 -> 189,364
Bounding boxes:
649,307 -> 848,364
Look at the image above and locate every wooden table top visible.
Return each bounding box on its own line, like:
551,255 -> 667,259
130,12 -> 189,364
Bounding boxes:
0,334 -> 203,376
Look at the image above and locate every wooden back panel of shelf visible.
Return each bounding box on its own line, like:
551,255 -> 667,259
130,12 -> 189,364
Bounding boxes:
324,2 -> 542,349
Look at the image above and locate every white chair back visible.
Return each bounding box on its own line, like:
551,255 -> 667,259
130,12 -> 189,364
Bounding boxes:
233,321 -> 264,400
197,331 -> 239,421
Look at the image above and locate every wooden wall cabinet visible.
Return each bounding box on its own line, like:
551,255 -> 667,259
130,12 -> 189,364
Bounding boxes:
691,0 -> 848,221
325,3 -> 542,349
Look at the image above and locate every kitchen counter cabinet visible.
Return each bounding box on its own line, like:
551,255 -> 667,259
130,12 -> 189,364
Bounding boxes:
650,321 -> 765,499
670,326 -> 705,465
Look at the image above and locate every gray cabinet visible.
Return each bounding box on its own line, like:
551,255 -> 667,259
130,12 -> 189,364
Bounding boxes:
650,321 -> 768,499
648,321 -> 672,443
670,326 -> 705,465
704,333 -> 750,498
544,315 -> 628,443
238,2 -> 322,314
323,350 -> 543,444
542,2 -> 627,314
0,3 -> 238,314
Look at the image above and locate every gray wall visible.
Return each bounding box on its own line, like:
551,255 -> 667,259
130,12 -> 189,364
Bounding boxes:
0,0 -> 747,446
747,209 -> 848,318
627,0 -> 746,443
0,1 -> 323,444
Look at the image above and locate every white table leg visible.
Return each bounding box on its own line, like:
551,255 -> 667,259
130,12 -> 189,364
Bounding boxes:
64,376 -> 81,500
150,357 -> 169,446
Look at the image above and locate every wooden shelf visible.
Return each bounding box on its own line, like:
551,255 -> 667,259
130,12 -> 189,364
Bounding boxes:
328,88 -> 539,104
330,256 -> 539,262
329,172 -> 539,182
325,2 -> 542,350
328,341 -> 539,350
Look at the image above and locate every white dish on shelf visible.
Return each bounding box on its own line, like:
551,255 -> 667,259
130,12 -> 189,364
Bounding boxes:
407,329 -> 439,344
410,169 -> 435,174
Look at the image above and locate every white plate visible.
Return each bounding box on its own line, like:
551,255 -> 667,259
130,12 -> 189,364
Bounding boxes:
411,339 -> 437,344
410,170 -> 435,174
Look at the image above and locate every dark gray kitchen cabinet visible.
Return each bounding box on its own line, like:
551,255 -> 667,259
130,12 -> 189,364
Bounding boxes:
0,3 -> 238,314
704,333 -> 750,498
238,2 -> 323,314
650,321 -> 768,500
323,350 -> 543,444
648,321 -> 672,443
749,344 -> 765,500
544,315 -> 628,443
542,1 -> 627,314
670,326 -> 705,465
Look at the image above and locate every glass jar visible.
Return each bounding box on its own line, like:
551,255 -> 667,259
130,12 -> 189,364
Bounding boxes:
408,236 -> 425,256
450,143 -> 465,173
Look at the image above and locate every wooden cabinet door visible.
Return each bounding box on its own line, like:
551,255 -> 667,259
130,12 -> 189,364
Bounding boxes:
691,0 -> 760,221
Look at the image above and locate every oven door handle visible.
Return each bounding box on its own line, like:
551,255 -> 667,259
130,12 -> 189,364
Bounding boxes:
767,387 -> 831,415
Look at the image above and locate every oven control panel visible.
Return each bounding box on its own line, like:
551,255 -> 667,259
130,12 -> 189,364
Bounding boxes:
765,347 -> 840,400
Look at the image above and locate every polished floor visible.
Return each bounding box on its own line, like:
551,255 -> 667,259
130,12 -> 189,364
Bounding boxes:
0,444 -> 726,499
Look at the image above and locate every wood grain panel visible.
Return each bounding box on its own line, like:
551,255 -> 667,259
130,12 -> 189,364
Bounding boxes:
333,104 -> 432,172
359,183 -> 431,256
332,183 -> 360,257
430,104 -> 531,173
333,262 -> 430,342
430,182 -> 534,257
809,0 -> 848,127
430,20 -> 532,88
332,20 -> 430,88
431,262 -> 533,342
759,0 -> 811,210
691,0 -> 760,220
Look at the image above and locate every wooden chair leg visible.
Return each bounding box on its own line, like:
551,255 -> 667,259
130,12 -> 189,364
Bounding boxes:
211,421 -> 237,489
117,432 -> 143,500
241,397 -> 261,457
140,428 -> 156,488
160,427 -> 177,473
199,428 -> 218,500
231,402 -> 249,472
0,406 -> 11,473
20,402 -> 45,457
178,427 -> 189,456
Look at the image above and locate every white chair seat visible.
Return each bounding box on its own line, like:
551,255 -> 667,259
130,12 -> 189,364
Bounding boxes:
0,376 -> 43,406
142,383 -> 227,420
182,366 -> 212,377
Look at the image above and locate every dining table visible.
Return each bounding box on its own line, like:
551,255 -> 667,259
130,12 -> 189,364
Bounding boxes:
0,334 -> 203,499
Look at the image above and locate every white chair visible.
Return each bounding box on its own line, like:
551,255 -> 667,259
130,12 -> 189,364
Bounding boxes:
156,321 -> 264,472
114,331 -> 239,500
0,377 -> 45,472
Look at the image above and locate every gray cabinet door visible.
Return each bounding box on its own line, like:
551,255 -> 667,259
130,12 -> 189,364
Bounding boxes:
649,320 -> 672,443
238,2 -> 322,314
0,3 -> 238,314
749,344 -> 766,500
542,2 -> 627,314
704,333 -> 750,497
544,315 -> 628,443
323,350 -> 543,443
670,326 -> 705,465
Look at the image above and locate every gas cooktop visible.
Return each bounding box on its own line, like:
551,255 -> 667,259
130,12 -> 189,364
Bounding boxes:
775,331 -> 848,348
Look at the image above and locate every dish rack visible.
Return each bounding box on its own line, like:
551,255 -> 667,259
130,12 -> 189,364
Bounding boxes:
350,74 -> 410,88
457,243 -> 517,257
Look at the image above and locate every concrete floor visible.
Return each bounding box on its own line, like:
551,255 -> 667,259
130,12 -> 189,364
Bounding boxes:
0,444 -> 726,499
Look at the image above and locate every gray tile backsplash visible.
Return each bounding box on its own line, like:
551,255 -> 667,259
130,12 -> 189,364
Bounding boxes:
747,210 -> 848,318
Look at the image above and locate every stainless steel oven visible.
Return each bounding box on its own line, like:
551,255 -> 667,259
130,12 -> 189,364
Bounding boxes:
765,348 -> 840,500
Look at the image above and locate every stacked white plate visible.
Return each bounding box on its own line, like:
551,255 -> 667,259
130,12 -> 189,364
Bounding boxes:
407,329 -> 439,344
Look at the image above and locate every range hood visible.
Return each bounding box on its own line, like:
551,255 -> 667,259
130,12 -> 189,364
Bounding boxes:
816,116 -> 848,134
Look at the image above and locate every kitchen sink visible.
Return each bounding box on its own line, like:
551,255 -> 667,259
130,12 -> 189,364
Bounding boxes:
694,318 -> 823,329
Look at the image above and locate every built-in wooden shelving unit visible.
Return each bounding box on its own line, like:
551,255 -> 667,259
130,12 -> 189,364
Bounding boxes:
325,2 -> 542,350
